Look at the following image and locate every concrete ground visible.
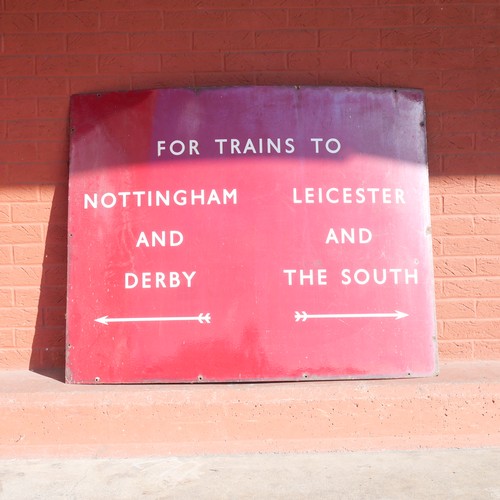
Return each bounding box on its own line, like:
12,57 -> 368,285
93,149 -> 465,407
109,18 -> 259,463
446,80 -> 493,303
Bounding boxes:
0,448 -> 499,499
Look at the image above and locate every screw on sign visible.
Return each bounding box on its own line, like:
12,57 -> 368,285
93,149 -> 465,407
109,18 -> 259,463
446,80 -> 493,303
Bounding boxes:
66,86 -> 437,384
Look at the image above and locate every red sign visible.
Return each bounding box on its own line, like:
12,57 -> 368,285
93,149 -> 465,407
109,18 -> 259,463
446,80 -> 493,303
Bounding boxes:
66,86 -> 437,384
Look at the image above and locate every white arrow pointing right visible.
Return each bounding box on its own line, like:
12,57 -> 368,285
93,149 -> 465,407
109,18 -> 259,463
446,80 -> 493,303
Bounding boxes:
294,310 -> 409,322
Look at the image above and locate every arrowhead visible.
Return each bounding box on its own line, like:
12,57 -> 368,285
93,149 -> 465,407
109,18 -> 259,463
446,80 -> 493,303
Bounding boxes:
294,311 -> 307,322
395,310 -> 408,320
95,315 -> 109,325
198,313 -> 211,324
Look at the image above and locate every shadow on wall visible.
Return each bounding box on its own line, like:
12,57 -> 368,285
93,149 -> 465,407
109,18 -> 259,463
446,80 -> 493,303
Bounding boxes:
29,184 -> 68,381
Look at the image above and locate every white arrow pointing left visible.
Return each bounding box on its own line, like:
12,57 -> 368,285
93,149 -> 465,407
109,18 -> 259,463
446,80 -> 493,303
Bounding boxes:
95,313 -> 211,326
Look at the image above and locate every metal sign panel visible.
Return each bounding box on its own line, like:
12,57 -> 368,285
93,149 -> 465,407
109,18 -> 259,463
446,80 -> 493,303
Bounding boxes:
66,86 -> 437,384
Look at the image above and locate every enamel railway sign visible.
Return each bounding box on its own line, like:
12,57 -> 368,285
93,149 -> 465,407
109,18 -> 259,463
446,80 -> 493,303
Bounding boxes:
66,86 -> 437,384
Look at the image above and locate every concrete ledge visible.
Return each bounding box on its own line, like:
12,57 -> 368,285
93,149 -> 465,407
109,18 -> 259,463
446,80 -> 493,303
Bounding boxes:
0,361 -> 499,458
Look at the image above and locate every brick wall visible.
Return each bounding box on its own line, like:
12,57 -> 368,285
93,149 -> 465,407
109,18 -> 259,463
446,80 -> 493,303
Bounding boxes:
0,0 -> 499,370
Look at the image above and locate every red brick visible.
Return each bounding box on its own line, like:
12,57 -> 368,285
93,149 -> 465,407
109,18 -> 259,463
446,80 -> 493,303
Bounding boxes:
14,288 -> 40,307
351,50 -> 412,70
435,299 -> 475,320
41,265 -> 67,287
431,215 -> 474,236
37,97 -> 70,119
256,30 -> 318,50
476,176 -> 500,194
429,195 -> 443,215
438,340 -> 473,360
288,8 -> 350,28
194,72 -> 255,87
476,131 -> 500,152
194,31 -> 254,51
164,9 -> 226,30
36,346 -> 65,370
441,27 -> 500,48
225,52 -> 286,72
4,34 -> 66,54
0,348 -> 33,369
477,257 -> 500,276
444,278 -> 500,298
442,154 -> 500,175
256,71 -> 318,86
0,13 -> 36,32
11,202 -> 52,223
320,29 -> 379,48
98,55 -> 161,74
16,286 -> 65,308
36,142 -> 68,167
434,257 -> 476,277
69,76 -> 130,95
100,11 -> 163,32
380,28 -> 441,49
0,329 -> 14,347
0,141 -> 37,163
13,244 -> 46,264
0,288 -> 14,307
43,307 -> 66,327
5,0 -> 65,10
380,70 -> 441,90
435,279 -> 443,299
162,52 -> 223,73
318,70 -> 379,87
443,235 -> 500,256
11,328 -> 35,349
317,0 -> 375,5
36,55 -> 97,76
8,163 -> 68,185
474,48 -> 500,68
0,185 -> 39,202
40,244 -> 67,265
444,194 -> 500,215
475,6 -> 500,24
428,133 -> 474,154
67,33 -> 129,54
474,216 -> 500,235
429,176 -> 475,195
131,74 -> 195,90
0,307 -> 38,328
443,111 -> 500,133
440,69 -> 475,91
425,91 -> 476,113
7,119 -> 67,140
227,9 -> 287,29
0,225 -> 42,245
38,12 -> 98,32
0,205 -> 11,224
254,0 -> 312,6
67,0 -> 129,9
6,77 -> 68,98
0,57 -> 34,76
414,49 -> 474,70
474,340 -> 500,360
39,184 -> 62,202
43,224 -> 67,247
17,326 -> 65,348
288,51 -> 349,71
414,6 -> 473,26
352,7 -> 412,27
443,319 -> 500,340
432,236 -> 443,256
0,246 -> 13,265
477,299 -> 500,319
129,32 -> 192,52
